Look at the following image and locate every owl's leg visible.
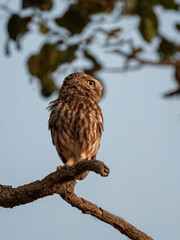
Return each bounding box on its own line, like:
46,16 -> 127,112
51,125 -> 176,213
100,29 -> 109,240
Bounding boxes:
57,165 -> 64,171
80,153 -> 88,161
66,158 -> 75,167
57,157 -> 75,171
76,171 -> 89,180
75,153 -> 89,180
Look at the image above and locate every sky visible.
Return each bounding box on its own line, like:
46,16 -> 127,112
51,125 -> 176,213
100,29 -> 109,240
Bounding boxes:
0,1 -> 180,240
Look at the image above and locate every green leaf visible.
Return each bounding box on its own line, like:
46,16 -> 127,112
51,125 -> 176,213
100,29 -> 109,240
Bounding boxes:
126,0 -> 179,14
126,1 -> 159,42
28,43 -> 78,77
158,38 -> 177,59
28,55 -> 42,76
55,4 -> 90,35
55,1 -> 115,35
27,43 -> 78,97
58,44 -> 78,64
176,23 -> 180,31
27,44 -> 60,76
175,66 -> 180,86
39,23 -> 49,34
125,0 -> 138,14
40,75 -> 58,97
40,44 -> 61,71
22,0 -> 53,11
7,14 -> 31,41
152,0 -> 179,10
138,10 -> 158,42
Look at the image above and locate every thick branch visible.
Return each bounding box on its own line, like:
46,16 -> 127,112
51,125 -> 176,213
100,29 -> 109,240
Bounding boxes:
58,181 -> 153,240
0,160 -> 153,240
0,160 -> 109,208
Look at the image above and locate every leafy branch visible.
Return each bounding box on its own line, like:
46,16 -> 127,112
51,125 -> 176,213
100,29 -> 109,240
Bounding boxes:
1,0 -> 180,97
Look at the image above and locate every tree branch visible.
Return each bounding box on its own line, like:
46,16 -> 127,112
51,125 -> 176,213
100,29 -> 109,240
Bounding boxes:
0,160 -> 153,240
113,49 -> 180,67
0,160 -> 108,208
58,181 -> 153,240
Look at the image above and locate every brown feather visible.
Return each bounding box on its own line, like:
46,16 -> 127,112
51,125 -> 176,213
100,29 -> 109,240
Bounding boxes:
48,73 -> 104,180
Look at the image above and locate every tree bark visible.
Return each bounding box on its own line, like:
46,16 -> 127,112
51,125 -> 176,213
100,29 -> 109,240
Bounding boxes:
0,160 -> 153,240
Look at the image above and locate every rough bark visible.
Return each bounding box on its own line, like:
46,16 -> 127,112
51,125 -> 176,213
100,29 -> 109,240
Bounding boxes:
0,160 -> 153,240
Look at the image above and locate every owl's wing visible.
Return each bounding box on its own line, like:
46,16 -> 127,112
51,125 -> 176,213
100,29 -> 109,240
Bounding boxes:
97,105 -> 104,136
48,100 -> 69,164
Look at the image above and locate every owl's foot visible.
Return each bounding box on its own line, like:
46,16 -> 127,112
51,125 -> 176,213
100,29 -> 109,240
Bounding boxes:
57,163 -> 74,172
57,158 -> 75,171
76,171 -> 89,180
66,159 -> 75,167
57,165 -> 64,171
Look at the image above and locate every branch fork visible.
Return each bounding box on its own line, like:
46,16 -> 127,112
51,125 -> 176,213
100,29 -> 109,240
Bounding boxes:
0,160 -> 152,240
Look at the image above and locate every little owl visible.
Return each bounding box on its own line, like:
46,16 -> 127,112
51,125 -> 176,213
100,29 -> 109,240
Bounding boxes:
48,72 -> 104,180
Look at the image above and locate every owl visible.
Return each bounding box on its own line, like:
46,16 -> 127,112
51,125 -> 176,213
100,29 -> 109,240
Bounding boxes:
48,72 -> 104,180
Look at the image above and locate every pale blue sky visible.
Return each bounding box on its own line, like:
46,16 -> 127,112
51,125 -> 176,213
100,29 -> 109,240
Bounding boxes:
0,1 -> 180,240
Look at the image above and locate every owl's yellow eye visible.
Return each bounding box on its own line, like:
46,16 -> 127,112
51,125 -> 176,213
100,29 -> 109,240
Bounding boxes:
87,80 -> 95,87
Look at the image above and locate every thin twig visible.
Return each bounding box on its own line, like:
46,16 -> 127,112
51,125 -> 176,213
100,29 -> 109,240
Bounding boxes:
113,49 -> 180,67
104,64 -> 142,73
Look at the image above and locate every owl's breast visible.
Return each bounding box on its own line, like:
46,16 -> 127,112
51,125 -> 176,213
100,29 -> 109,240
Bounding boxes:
49,97 -> 103,162
73,99 -> 103,151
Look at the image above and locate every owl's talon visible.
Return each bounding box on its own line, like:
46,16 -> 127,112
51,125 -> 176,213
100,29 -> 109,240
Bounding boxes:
64,163 -> 73,169
57,165 -> 64,171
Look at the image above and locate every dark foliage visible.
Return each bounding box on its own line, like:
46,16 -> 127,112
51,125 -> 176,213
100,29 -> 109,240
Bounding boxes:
1,0 -> 180,97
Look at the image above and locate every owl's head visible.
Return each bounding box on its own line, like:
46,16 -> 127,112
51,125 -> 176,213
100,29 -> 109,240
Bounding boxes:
62,72 -> 103,101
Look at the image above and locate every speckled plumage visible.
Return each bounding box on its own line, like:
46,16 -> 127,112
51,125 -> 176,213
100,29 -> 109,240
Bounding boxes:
48,73 -> 104,179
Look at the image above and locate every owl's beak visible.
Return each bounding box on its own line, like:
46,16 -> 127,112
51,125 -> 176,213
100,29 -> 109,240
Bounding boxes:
98,85 -> 103,97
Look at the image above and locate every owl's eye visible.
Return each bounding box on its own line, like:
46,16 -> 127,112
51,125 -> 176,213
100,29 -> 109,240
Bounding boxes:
87,80 -> 95,87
